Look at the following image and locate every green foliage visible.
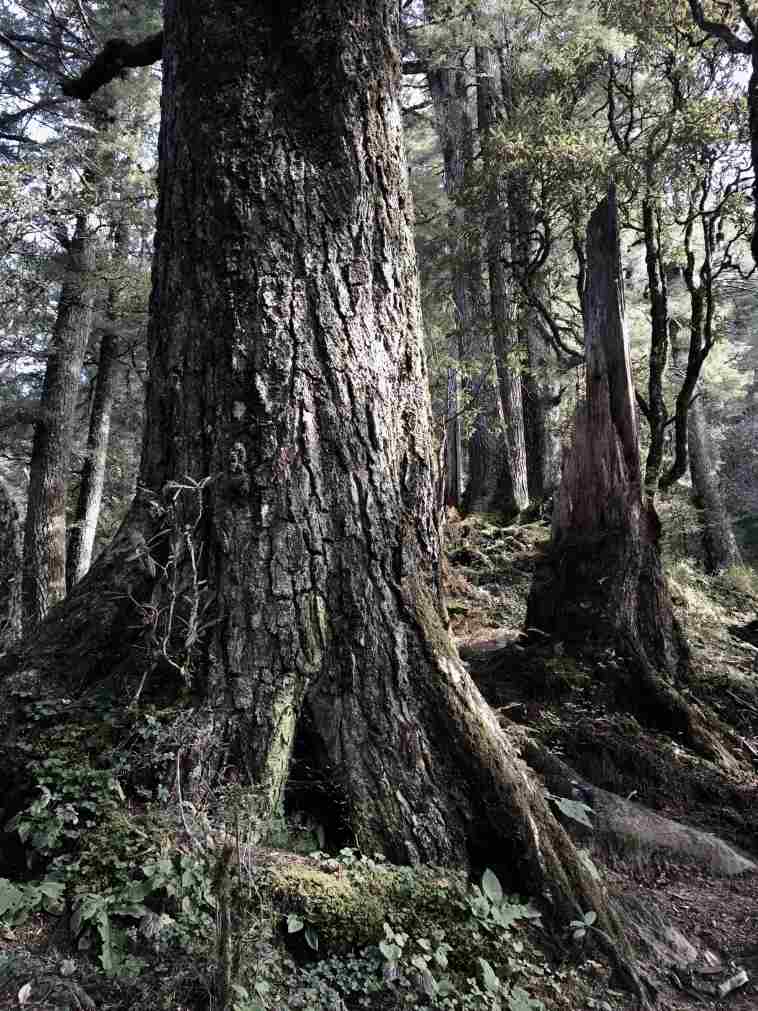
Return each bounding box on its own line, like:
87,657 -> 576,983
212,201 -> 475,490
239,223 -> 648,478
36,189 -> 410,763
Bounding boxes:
8,756 -> 124,867
3,749 -> 222,976
230,979 -> 273,1011
545,792 -> 594,829
0,877 -> 65,924
569,909 -> 597,943
287,911 -> 320,951
294,867 -> 546,1011
466,869 -> 541,937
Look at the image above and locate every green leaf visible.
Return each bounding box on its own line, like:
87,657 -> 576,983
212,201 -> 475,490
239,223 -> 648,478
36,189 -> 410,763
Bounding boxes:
0,879 -> 26,917
286,913 -> 304,934
37,877 -> 65,901
549,794 -> 594,829
124,881 -> 152,903
379,940 -> 400,963
482,868 -> 503,905
111,902 -> 148,919
469,894 -> 491,918
479,957 -> 500,994
507,984 -> 545,1010
304,926 -> 319,951
420,965 -> 436,997
433,944 -> 449,969
584,910 -> 597,926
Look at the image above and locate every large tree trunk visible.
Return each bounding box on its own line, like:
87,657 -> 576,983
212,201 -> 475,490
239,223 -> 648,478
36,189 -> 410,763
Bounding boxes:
475,46 -> 529,517
67,220 -> 129,589
1,5 -> 656,978
526,187 -> 735,766
0,478 -> 22,647
21,214 -> 96,627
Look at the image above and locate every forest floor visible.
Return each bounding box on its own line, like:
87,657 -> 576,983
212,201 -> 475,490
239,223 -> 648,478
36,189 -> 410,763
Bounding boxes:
447,512 -> 758,1011
1,512 -> 757,1011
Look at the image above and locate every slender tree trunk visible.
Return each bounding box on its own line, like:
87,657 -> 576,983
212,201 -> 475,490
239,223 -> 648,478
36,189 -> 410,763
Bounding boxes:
526,187 -> 735,767
507,178 -> 561,505
463,409 -> 511,515
668,279 -> 742,573
428,57 -> 480,510
67,221 -> 129,588
66,329 -> 119,588
641,195 -> 669,496
0,478 -> 22,646
522,327 -> 561,504
2,5 -> 657,973
658,222 -> 720,491
443,366 -> 463,508
475,46 -> 529,516
21,214 -> 96,627
687,388 -> 743,572
751,41 -> 758,264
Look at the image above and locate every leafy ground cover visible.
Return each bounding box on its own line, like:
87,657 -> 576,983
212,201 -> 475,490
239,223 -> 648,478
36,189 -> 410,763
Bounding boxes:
0,511 -> 756,1011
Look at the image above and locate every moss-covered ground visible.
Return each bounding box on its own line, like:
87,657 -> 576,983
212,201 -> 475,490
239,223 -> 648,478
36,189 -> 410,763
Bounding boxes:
0,507 -> 756,1011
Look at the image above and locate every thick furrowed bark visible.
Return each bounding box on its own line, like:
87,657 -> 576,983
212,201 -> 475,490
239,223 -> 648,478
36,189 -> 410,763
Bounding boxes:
307,574 -> 623,932
0,10 -> 651,996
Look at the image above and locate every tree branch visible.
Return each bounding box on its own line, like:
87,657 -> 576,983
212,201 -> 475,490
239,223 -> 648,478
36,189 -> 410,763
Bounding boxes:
686,0 -> 752,53
0,30 -> 53,75
60,31 -> 164,100
737,0 -> 757,35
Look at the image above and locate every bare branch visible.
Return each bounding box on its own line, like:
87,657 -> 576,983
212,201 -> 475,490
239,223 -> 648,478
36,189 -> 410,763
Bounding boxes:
61,31 -> 163,100
0,29 -> 52,75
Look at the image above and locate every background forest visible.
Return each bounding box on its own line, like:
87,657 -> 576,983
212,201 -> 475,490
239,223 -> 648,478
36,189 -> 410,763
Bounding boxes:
2,0 -> 758,615
0,2 -> 757,1011
1,0 -> 758,612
